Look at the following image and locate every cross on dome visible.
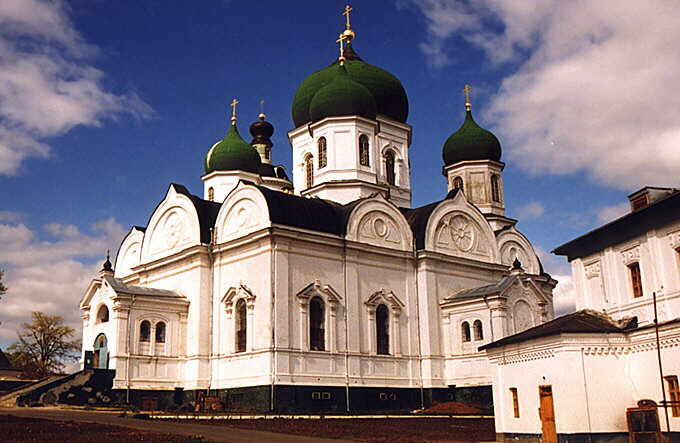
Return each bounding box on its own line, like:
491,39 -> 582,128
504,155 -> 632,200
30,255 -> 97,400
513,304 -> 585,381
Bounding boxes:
230,98 -> 239,124
464,84 -> 472,111
340,4 -> 355,43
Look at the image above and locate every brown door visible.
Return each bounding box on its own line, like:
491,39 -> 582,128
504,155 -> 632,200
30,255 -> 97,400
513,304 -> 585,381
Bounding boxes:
539,386 -> 557,443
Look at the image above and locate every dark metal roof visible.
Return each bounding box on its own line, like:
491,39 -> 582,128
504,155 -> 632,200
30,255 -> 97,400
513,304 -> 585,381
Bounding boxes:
445,274 -> 516,301
400,189 -> 460,250
171,184 -> 221,244
479,309 -> 638,351
553,190 -> 680,261
104,276 -> 184,298
0,348 -> 13,370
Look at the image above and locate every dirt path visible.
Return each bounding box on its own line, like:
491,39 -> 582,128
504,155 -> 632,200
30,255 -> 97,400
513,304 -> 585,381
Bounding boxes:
1,407 -> 352,443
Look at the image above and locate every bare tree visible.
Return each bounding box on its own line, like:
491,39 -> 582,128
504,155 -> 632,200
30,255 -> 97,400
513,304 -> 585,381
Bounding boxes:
8,312 -> 80,379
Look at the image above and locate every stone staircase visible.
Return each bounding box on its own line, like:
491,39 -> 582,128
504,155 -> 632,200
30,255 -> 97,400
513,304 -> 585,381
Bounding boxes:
0,369 -> 115,407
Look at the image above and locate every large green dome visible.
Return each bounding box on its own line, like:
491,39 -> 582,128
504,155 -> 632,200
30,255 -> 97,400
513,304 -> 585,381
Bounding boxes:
309,64 -> 377,123
292,45 -> 408,127
205,124 -> 261,174
442,110 -> 502,166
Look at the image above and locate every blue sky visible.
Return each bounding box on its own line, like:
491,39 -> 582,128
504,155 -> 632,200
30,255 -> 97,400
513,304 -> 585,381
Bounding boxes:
2,0 -> 678,346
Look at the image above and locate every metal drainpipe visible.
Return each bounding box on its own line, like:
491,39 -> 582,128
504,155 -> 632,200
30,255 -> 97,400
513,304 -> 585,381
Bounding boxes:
343,241 -> 350,412
413,246 -> 425,409
207,230 -> 215,395
270,233 -> 276,412
580,348 -> 593,441
126,294 -> 136,405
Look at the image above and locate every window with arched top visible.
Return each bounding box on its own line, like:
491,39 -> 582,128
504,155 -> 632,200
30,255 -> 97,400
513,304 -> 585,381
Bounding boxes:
139,320 -> 150,342
318,137 -> 327,169
208,187 -> 214,202
384,150 -> 396,185
376,304 -> 389,355
359,135 -> 370,167
264,146 -> 271,160
304,154 -> 314,188
97,305 -> 109,323
235,299 -> 247,353
473,320 -> 483,341
461,322 -> 471,342
309,296 -> 325,351
491,174 -> 500,202
453,176 -> 464,192
155,322 -> 166,343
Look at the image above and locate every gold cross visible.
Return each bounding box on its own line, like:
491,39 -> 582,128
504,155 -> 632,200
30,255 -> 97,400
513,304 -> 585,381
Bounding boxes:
343,5 -> 353,30
463,85 -> 472,111
336,33 -> 346,64
230,98 -> 239,123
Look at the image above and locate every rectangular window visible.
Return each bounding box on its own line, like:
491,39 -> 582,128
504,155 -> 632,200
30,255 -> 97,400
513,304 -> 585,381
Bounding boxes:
666,376 -> 680,417
322,392 -> 331,400
510,388 -> 519,418
311,391 -> 321,400
629,262 -> 643,298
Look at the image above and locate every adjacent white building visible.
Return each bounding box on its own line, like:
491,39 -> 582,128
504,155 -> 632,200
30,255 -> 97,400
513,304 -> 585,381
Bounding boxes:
486,186 -> 680,442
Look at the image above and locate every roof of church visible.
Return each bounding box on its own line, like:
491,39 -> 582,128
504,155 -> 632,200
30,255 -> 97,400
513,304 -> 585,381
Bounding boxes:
445,274 -> 517,301
479,309 -> 638,351
553,189 -> 680,261
443,109 -> 502,167
104,275 -> 184,298
0,348 -> 13,369
171,184 -> 221,244
400,189 -> 459,250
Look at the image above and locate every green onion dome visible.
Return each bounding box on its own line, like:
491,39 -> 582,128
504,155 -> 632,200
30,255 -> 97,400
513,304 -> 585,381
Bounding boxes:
309,64 -> 377,123
204,124 -> 261,174
442,110 -> 502,166
292,44 -> 408,127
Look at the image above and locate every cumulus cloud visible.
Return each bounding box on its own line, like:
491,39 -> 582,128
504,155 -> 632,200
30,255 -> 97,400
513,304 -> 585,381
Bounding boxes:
515,201 -> 545,221
534,246 -> 575,316
0,0 -> 154,176
403,0 -> 680,189
596,202 -> 629,224
0,217 -> 126,346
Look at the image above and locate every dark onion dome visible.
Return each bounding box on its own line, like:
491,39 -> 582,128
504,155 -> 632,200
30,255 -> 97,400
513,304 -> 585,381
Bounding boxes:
205,124 -> 261,174
249,114 -> 274,147
442,109 -> 502,166
292,44 -> 409,127
309,64 -> 377,123
260,163 -> 290,180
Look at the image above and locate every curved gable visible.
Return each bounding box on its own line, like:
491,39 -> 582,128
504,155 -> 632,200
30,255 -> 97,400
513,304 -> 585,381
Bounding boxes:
496,227 -> 541,274
346,195 -> 412,251
114,227 -> 145,278
215,182 -> 271,243
140,184 -> 203,263
425,191 -> 499,262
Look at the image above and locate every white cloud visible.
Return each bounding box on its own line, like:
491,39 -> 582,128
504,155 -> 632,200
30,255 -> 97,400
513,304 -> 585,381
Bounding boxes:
0,0 -> 154,176
0,211 -> 23,222
596,202 -> 629,224
0,217 -> 126,346
515,201 -> 545,221
534,247 -> 575,316
403,0 -> 680,189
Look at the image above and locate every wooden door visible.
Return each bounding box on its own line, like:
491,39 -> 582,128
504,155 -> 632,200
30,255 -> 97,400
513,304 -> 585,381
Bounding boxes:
539,386 -> 557,443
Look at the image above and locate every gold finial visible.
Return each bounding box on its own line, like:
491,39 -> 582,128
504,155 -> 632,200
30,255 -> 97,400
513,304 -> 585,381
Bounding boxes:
258,99 -> 266,120
341,4 -> 355,42
336,33 -> 346,65
463,84 -> 472,111
230,97 -> 239,124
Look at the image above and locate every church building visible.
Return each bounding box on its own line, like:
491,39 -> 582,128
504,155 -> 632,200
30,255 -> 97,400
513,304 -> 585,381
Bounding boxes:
79,7 -> 556,412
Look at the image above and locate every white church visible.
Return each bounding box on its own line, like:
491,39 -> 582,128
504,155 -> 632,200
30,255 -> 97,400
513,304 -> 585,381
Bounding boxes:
78,8 -> 557,412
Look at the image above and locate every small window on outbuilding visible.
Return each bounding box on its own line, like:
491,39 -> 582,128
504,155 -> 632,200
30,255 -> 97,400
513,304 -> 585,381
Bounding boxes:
491,174 -> 500,202
359,134 -> 370,166
629,262 -> 643,298
666,376 -> 680,417
461,322 -> 471,342
318,137 -> 327,169
208,187 -> 214,202
510,387 -> 520,418
140,320 -> 151,342
97,305 -> 109,323
473,320 -> 483,341
155,322 -> 166,343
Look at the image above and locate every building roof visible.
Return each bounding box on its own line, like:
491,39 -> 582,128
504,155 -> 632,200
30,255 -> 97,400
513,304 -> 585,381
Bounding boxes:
553,189 -> 680,261
444,274 -> 517,301
104,275 -> 184,298
479,309 -> 638,351
204,123 -> 262,174
442,109 -> 502,167
400,189 -> 459,250
309,64 -> 378,123
0,348 -> 13,370
171,184 -> 221,244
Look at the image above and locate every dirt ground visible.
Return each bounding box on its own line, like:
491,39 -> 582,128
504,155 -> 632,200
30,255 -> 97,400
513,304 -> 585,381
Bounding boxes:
0,414 -> 206,443
178,417 -> 497,442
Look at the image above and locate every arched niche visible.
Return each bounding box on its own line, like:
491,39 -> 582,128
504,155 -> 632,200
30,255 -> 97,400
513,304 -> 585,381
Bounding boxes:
214,182 -> 271,244
424,193 -> 499,262
346,195 -> 413,251
496,228 -> 541,274
114,227 -> 145,278
140,185 -> 202,263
